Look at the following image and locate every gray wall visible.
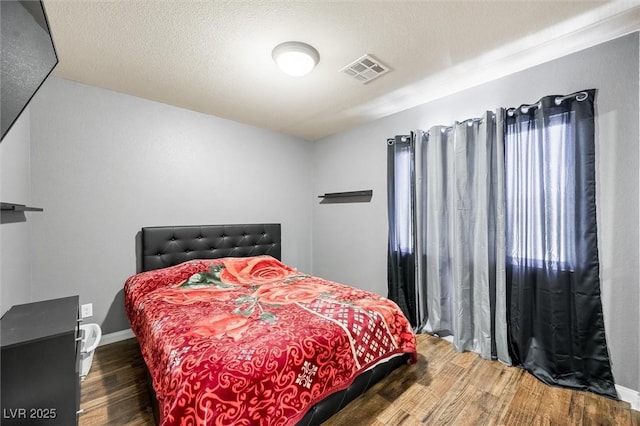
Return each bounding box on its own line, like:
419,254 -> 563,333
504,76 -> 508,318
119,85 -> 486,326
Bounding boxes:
312,33 -> 640,391
0,110 -> 33,314
25,77 -> 313,333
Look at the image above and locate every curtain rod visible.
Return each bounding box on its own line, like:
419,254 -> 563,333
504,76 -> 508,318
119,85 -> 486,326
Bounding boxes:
554,91 -> 588,105
434,116 -> 489,134
387,135 -> 411,145
389,90 -> 590,140
507,91 -> 589,116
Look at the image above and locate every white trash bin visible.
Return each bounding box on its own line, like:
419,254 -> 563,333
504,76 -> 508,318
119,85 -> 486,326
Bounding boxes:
79,323 -> 102,379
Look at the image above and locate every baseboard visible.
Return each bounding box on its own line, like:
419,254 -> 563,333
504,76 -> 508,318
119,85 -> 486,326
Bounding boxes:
616,384 -> 640,411
99,328 -> 135,346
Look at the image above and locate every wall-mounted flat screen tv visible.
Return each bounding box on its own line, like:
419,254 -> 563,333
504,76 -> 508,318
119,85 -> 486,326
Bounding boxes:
1,0 -> 57,142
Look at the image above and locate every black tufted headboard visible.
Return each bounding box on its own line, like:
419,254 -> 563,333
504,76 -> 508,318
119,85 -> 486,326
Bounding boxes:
139,224 -> 281,272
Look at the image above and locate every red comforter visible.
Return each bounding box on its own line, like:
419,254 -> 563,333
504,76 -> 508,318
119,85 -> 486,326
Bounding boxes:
124,256 -> 416,425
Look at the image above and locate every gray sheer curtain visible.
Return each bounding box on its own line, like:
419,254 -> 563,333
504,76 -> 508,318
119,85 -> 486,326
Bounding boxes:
419,113 -> 510,363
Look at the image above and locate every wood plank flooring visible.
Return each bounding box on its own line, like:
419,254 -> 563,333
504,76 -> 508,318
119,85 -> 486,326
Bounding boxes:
79,334 -> 640,425
79,337 -> 153,425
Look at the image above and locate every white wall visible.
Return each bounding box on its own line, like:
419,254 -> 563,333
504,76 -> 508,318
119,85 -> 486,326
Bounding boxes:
312,33 -> 640,391
0,110 -> 33,314
27,77 -> 313,333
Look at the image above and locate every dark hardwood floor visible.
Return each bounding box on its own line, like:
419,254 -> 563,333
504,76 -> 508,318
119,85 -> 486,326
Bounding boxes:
79,335 -> 639,425
79,337 -> 153,425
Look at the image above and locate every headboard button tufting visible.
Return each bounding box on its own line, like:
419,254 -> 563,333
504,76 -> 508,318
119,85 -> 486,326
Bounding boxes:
140,224 -> 281,271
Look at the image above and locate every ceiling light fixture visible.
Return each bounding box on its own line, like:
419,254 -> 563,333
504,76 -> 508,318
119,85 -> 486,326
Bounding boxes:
272,41 -> 319,77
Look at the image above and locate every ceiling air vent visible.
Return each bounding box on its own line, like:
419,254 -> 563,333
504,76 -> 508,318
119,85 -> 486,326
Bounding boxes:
340,54 -> 390,84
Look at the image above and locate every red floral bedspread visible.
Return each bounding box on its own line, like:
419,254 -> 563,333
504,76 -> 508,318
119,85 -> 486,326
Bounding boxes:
124,256 -> 416,425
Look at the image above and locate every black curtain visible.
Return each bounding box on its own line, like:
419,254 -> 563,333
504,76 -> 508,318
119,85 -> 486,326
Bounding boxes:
387,135 -> 417,327
503,90 -> 617,399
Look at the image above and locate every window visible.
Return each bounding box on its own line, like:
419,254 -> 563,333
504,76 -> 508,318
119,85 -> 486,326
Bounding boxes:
504,112 -> 576,270
392,148 -> 413,253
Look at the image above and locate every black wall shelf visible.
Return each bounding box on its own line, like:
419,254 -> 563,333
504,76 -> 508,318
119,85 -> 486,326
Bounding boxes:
1,202 -> 43,212
318,190 -> 373,199
318,190 -> 373,203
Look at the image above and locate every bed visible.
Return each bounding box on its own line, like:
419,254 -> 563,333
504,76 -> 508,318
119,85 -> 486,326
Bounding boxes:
124,223 -> 417,425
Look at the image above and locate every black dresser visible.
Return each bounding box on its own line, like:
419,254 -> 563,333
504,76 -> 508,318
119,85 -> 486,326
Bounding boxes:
1,296 -> 81,425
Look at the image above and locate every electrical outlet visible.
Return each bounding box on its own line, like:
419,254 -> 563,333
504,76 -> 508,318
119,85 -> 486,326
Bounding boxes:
81,303 -> 93,318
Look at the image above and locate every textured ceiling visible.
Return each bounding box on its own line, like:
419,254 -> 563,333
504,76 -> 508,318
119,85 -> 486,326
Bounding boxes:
43,0 -> 639,141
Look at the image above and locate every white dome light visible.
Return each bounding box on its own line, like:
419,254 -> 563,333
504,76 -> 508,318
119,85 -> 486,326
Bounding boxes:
272,41 -> 319,77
